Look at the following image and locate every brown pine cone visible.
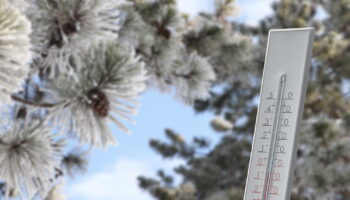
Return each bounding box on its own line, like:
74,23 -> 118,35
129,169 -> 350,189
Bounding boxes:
87,88 -> 110,117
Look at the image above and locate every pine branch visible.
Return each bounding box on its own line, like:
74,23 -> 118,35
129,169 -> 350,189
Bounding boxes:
11,94 -> 59,108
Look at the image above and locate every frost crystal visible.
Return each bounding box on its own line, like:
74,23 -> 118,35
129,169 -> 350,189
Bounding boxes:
29,0 -> 121,75
174,53 -> 216,104
0,0 -> 31,103
47,42 -> 147,147
0,121 -> 58,199
118,2 -> 184,91
8,0 -> 30,12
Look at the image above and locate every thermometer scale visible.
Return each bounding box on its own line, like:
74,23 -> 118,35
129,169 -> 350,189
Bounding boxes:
243,28 -> 315,200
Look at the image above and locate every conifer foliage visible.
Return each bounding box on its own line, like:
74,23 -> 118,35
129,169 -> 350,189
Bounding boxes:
139,0 -> 350,200
0,0 -> 31,103
0,0 -> 251,199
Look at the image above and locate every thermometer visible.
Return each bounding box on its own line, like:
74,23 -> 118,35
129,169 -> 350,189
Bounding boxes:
243,28 -> 315,200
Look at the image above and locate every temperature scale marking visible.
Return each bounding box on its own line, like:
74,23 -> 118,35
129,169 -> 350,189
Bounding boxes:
262,74 -> 286,199
243,28 -> 315,200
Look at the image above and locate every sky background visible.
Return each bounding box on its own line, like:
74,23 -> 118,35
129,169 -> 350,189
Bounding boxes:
65,0 -> 275,199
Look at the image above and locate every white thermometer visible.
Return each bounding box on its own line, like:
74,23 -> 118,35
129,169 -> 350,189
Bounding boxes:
243,28 -> 315,200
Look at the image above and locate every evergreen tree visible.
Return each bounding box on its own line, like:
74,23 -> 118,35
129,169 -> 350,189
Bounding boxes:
138,0 -> 350,200
0,0 -> 251,199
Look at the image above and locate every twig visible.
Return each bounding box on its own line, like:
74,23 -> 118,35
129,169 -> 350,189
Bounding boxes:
173,72 -> 194,80
11,95 -> 58,108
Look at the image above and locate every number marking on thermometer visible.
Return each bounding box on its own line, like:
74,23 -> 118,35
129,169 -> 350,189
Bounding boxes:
262,74 -> 286,199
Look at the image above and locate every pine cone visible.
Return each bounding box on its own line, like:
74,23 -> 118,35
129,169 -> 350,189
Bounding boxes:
62,21 -> 78,36
87,88 -> 110,117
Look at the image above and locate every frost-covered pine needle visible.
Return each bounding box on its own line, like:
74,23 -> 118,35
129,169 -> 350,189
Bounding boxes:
0,0 -> 31,103
211,116 -> 234,132
61,148 -> 88,178
47,42 -> 147,147
118,2 -> 184,91
173,53 -> 216,104
8,0 -> 30,12
29,0 -> 121,75
0,121 -> 59,199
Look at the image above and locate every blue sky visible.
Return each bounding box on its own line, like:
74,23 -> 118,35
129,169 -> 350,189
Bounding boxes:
236,0 -> 276,25
65,1 -> 275,199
